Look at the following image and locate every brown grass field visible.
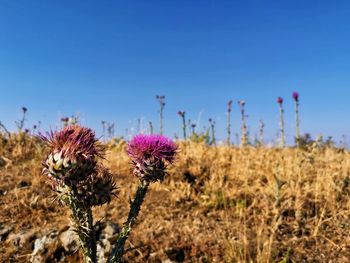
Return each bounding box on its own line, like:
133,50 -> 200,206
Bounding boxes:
1,133 -> 350,262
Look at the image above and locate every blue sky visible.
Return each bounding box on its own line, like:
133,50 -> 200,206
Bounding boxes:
0,1 -> 349,143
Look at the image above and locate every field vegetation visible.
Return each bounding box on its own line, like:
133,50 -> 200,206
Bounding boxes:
1,130 -> 350,262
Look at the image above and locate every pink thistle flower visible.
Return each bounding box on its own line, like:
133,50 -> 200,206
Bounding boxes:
292,92 -> 299,102
127,134 -> 177,182
277,97 -> 283,104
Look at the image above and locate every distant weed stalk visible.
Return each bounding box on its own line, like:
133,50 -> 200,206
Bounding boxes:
292,92 -> 300,147
227,100 -> 233,145
209,118 -> 216,145
156,95 -> 165,135
178,111 -> 187,140
259,120 -> 265,146
277,97 -> 285,147
15,106 -> 27,131
238,100 -> 248,146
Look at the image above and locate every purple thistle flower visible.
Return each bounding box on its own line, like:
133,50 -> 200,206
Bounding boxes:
277,97 -> 283,104
127,134 -> 177,164
127,134 -> 177,182
292,91 -> 299,102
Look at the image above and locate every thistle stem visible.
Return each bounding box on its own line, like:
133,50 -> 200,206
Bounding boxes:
108,181 -> 149,263
0,121 -> 11,138
210,122 -> 216,146
279,104 -> 285,147
227,110 -> 231,146
259,120 -> 265,147
295,100 -> 300,147
149,121 -> 154,135
239,103 -> 248,147
69,188 -> 97,263
181,114 -> 187,140
160,106 -> 164,135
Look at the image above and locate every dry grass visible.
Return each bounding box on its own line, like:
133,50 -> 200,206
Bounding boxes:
1,135 -> 350,262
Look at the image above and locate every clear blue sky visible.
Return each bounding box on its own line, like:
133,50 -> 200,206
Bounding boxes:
0,1 -> 349,143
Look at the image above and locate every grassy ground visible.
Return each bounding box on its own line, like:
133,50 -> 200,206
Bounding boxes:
1,134 -> 350,262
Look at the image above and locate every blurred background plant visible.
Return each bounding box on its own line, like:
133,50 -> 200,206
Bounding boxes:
277,97 -> 285,147
226,100 -> 232,146
177,111 -> 187,140
156,95 -> 165,135
238,100 -> 248,147
293,92 -> 301,147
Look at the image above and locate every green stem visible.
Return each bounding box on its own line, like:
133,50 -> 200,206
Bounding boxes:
69,188 -> 97,263
108,181 -> 149,263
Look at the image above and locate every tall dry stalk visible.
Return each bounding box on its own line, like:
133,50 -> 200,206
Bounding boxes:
15,106 -> 27,131
209,118 -> 216,145
227,100 -> 233,146
293,92 -> 300,147
178,111 -> 187,139
259,120 -> 265,146
156,95 -> 165,135
277,97 -> 285,147
238,100 -> 248,146
148,121 -> 154,134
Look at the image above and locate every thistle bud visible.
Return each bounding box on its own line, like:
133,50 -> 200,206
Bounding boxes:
292,91 -> 299,102
238,100 -> 245,107
227,100 -> 233,112
277,97 -> 283,104
76,167 -> 117,206
40,125 -> 104,187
